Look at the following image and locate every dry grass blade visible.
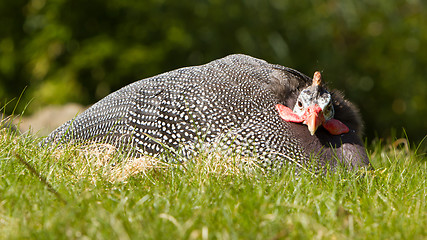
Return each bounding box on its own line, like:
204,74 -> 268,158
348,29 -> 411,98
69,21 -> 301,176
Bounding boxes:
189,150 -> 263,177
49,142 -> 264,183
51,143 -> 169,183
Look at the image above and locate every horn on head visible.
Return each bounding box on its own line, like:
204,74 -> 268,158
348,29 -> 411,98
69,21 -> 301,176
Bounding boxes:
312,71 -> 322,86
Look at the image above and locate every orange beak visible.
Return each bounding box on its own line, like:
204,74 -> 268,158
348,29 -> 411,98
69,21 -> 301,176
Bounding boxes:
303,105 -> 325,135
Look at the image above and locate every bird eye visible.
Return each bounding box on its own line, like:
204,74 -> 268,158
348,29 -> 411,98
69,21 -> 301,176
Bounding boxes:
297,100 -> 303,108
323,103 -> 334,120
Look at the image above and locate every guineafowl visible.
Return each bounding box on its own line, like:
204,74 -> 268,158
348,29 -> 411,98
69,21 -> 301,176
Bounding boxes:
44,54 -> 371,172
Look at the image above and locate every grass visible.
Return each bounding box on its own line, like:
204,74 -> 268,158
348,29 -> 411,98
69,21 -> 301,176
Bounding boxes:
0,127 -> 426,240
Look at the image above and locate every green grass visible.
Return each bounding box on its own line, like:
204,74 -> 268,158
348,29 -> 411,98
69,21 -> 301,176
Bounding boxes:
0,128 -> 426,240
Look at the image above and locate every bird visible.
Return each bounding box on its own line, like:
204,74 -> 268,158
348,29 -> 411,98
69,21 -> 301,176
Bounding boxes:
44,54 -> 371,172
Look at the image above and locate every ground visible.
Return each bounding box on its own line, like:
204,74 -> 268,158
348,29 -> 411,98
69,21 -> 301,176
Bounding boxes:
0,129 -> 425,239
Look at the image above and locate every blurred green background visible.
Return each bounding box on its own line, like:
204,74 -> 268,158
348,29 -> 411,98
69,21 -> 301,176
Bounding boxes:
0,0 -> 426,143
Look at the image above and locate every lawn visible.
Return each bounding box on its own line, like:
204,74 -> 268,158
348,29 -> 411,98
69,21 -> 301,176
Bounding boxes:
0,128 -> 425,239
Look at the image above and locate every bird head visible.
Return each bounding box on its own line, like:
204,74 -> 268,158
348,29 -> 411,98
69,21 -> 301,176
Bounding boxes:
276,71 -> 349,135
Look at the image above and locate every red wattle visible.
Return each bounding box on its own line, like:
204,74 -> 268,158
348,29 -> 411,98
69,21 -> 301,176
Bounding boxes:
322,119 -> 349,135
275,104 -> 304,123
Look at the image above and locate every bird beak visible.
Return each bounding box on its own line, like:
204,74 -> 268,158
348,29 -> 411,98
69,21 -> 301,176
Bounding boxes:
304,105 -> 325,135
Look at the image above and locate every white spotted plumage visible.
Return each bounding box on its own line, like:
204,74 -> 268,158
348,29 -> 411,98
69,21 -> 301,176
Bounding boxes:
44,54 -> 318,171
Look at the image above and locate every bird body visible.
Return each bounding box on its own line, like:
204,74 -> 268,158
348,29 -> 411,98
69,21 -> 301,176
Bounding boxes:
45,54 -> 371,172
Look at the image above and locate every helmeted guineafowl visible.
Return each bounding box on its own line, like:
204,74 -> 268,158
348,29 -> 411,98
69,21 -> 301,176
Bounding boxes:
44,54 -> 371,171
